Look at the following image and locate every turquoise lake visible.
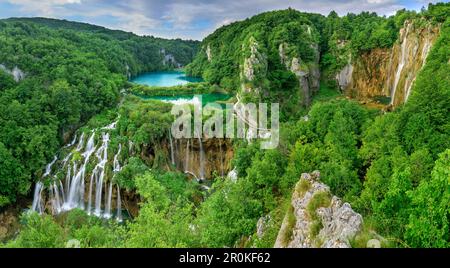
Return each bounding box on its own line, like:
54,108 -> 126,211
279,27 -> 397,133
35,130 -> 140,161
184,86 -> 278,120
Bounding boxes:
130,71 -> 202,87
131,71 -> 231,106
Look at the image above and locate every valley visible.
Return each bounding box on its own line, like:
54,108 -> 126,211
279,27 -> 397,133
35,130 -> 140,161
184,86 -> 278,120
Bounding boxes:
0,3 -> 449,248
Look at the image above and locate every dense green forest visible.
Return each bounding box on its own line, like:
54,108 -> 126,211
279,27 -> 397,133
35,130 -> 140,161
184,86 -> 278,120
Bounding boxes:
0,3 -> 449,248
0,18 -> 199,207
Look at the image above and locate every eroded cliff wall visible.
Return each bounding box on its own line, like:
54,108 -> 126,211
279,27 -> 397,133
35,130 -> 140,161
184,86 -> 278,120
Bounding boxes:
336,20 -> 440,107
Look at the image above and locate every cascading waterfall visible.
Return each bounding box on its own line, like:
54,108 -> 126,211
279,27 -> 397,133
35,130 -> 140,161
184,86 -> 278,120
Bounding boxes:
93,133 -> 109,216
104,182 -> 113,218
219,139 -> 224,177
390,26 -> 410,105
113,144 -> 122,173
116,185 -> 122,222
185,139 -> 190,172
197,134 -> 205,181
64,132 -> 96,211
31,120 -> 124,221
31,182 -> 44,214
169,129 -> 175,165
43,156 -> 57,177
113,144 -> 123,221
65,134 -> 77,148
76,132 -> 85,151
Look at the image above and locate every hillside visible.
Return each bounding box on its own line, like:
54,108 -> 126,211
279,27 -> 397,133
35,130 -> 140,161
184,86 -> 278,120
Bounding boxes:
0,18 -> 199,208
0,3 -> 449,249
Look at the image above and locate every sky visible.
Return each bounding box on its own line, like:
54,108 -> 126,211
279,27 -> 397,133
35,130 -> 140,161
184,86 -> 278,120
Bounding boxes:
0,0 -> 446,40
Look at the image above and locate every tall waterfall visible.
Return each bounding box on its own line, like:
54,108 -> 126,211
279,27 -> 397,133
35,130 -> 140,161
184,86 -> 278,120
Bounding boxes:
64,132 -> 96,211
31,121 -> 124,221
390,25 -> 410,105
116,185 -> 122,222
198,134 -> 205,181
185,139 -> 190,172
31,182 -> 44,214
43,156 -> 57,177
169,129 -> 175,165
93,133 -> 110,216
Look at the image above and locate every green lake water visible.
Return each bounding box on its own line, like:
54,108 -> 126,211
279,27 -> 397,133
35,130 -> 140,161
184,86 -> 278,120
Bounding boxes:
131,71 -> 231,106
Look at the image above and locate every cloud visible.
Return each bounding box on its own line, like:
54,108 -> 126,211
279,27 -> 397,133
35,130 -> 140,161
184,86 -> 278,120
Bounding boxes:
0,0 -> 441,39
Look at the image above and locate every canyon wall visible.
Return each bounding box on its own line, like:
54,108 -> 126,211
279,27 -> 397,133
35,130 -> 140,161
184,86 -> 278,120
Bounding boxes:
336,20 -> 440,107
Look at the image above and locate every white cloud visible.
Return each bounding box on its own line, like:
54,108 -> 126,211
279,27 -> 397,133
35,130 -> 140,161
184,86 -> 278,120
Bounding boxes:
1,0 -> 434,39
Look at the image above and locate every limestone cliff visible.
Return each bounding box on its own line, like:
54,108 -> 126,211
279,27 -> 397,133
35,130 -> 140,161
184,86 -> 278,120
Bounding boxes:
240,36 -> 268,94
166,137 -> 234,180
274,171 -> 363,248
336,20 -> 440,107
279,41 -> 320,106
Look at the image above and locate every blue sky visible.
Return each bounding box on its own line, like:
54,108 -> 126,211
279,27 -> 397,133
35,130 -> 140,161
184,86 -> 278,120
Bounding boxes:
0,0 -> 446,40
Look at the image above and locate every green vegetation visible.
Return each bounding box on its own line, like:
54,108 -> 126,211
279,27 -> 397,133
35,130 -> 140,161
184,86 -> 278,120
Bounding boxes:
0,18 -> 198,207
0,3 -> 449,249
128,82 -> 216,97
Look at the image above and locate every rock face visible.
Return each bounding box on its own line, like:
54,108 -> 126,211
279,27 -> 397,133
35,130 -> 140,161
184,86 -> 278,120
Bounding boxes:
160,48 -> 182,68
336,20 -> 440,107
0,207 -> 20,242
164,137 -> 234,180
0,64 -> 25,82
206,44 -> 212,62
274,171 -> 363,248
240,37 -> 267,94
279,42 -> 320,106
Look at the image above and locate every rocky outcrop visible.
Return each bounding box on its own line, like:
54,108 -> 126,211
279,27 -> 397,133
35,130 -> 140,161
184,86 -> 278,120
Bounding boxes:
0,207 -> 20,242
0,64 -> 25,82
336,63 -> 353,90
336,20 -> 440,107
206,44 -> 212,62
279,42 -> 320,106
274,171 -> 363,248
240,37 -> 267,94
160,48 -> 182,68
346,48 -> 392,98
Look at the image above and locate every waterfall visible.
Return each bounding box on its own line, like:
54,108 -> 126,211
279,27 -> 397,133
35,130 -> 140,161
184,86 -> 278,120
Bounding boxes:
116,185 -> 122,222
113,144 -> 122,173
169,129 -> 175,165
87,172 -> 94,214
59,180 -> 66,204
43,156 -> 57,177
197,134 -> 205,181
66,134 -> 77,148
185,139 -> 190,172
104,182 -> 113,218
128,140 -> 134,154
103,120 -> 118,130
32,120 -> 125,221
219,139 -> 224,177
93,133 -> 110,216
63,132 -> 96,211
51,182 -> 63,214
76,132 -> 85,151
31,182 -> 44,214
390,25 -> 410,105
62,152 -> 73,168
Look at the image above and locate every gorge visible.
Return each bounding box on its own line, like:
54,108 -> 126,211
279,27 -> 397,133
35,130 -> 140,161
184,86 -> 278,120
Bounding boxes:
0,3 -> 449,248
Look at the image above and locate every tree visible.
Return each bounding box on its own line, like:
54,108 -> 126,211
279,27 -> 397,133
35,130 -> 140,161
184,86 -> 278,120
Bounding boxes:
405,149 -> 450,248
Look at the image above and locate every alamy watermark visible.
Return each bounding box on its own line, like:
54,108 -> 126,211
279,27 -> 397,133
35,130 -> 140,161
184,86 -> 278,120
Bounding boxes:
170,95 -> 279,149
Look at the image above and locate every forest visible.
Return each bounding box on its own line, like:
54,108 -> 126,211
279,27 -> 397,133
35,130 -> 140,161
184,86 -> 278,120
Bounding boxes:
0,3 -> 448,248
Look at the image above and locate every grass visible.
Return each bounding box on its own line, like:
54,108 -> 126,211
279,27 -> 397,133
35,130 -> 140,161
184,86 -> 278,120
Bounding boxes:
306,191 -> 332,241
295,178 -> 312,198
312,82 -> 342,104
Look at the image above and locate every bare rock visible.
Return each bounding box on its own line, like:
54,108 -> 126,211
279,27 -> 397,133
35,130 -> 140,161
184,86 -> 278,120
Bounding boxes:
274,172 -> 363,248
